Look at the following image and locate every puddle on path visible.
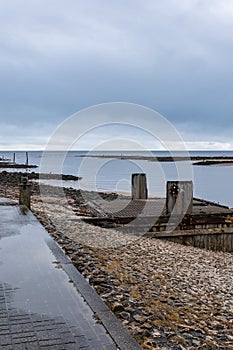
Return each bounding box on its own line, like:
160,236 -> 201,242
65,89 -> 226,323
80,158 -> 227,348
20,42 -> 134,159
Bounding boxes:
0,206 -> 99,325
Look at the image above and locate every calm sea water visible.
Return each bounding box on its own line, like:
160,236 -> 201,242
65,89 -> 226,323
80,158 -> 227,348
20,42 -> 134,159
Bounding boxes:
1,150 -> 233,207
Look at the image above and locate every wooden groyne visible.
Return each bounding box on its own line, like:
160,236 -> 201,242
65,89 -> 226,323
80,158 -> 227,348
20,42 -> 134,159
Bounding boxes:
159,231 -> 233,252
0,152 -> 37,169
146,212 -> 233,252
82,177 -> 233,253
83,211 -> 233,253
83,209 -> 233,252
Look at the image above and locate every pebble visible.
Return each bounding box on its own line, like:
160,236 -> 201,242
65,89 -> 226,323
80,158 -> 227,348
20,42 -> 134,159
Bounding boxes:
111,302 -> 124,313
1,174 -> 233,350
41,212 -> 233,349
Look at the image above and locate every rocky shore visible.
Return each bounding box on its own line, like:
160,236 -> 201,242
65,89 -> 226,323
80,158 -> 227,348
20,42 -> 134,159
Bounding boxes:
0,171 -> 233,349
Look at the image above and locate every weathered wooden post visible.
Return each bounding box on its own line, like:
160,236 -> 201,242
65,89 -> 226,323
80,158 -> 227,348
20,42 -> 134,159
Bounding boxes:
19,176 -> 31,209
25,152 -> 29,166
132,173 -> 148,200
166,181 -> 193,215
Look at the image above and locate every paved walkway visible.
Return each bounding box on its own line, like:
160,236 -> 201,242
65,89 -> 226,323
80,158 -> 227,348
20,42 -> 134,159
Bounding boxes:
0,199 -> 141,350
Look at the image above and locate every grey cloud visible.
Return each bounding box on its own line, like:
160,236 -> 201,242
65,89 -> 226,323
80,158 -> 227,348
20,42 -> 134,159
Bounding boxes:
0,0 -> 233,148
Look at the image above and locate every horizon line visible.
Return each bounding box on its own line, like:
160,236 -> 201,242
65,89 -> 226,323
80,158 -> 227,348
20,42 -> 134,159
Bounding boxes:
1,149 -> 233,152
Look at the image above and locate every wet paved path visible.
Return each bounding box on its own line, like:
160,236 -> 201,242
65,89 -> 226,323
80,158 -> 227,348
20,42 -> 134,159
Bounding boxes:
0,199 -> 140,350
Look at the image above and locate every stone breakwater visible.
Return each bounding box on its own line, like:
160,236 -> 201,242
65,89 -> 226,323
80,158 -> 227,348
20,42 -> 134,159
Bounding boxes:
0,172 -> 233,349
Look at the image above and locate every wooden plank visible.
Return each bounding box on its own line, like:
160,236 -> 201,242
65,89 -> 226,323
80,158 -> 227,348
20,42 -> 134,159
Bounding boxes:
148,227 -> 233,238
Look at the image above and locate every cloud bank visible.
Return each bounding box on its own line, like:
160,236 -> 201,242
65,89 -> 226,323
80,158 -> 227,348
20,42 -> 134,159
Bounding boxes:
0,0 -> 232,149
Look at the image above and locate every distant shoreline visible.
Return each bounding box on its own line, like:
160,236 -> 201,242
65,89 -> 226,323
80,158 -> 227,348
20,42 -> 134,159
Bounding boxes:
76,154 -> 233,165
1,154 -> 233,170
0,163 -> 37,169
193,159 -> 233,166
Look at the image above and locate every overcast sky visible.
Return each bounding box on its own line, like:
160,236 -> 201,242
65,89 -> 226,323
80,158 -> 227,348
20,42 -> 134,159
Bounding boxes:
0,0 -> 233,150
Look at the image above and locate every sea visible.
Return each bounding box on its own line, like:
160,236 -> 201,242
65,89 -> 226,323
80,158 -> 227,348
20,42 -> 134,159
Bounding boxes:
1,150 -> 233,208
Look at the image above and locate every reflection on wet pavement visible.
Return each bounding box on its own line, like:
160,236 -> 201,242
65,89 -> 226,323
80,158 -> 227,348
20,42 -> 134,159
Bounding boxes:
0,203 -> 117,349
0,282 -> 95,349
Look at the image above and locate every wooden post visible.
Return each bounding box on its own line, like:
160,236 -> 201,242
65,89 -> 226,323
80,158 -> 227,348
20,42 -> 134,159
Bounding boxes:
25,152 -> 29,166
19,176 -> 31,209
166,181 -> 193,215
13,153 -> 16,164
132,173 -> 148,200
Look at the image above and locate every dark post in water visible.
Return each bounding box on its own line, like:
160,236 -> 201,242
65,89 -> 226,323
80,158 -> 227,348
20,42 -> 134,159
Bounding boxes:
166,181 -> 193,215
19,176 -> 31,209
132,173 -> 148,200
25,152 -> 29,166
